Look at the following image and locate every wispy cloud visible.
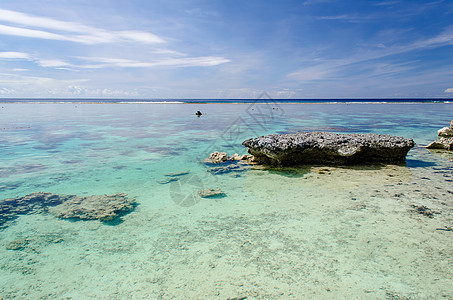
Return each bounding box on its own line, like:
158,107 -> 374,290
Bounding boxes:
288,28 -> 453,82
0,51 -> 229,70
0,8 -> 165,44
0,51 -> 31,59
0,8 -> 230,72
445,88 -> 453,93
316,14 -> 361,22
371,1 -> 400,6
77,56 -> 230,68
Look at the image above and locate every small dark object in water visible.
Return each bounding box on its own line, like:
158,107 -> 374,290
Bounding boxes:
436,226 -> 452,231
411,205 -> 436,218
195,111 -> 202,117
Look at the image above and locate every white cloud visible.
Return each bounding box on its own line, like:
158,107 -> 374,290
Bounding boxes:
0,50 -> 229,70
413,29 -> 453,49
0,51 -> 31,59
77,56 -> 230,68
153,56 -> 231,67
0,24 -> 69,41
0,8 -> 165,44
317,15 -> 358,22
37,59 -> 72,68
445,88 -> 453,93
0,51 -> 73,69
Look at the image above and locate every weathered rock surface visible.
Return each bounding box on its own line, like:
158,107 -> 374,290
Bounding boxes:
1,192 -> 136,227
204,152 -> 253,175
229,153 -> 254,161
205,152 -> 254,164
49,193 -> 136,222
426,120 -> 453,151
158,171 -> 190,184
198,188 -> 226,198
208,162 -> 251,175
208,151 -> 228,164
242,131 -> 415,165
1,192 -> 65,227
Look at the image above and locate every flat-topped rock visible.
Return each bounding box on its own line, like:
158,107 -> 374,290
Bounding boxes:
242,132 -> 415,165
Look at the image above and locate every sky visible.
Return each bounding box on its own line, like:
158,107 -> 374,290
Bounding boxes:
0,0 -> 453,99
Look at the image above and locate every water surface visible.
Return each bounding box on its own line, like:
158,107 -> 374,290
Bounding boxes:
0,102 -> 452,299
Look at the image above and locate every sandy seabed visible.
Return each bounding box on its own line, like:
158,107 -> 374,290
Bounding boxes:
1,147 -> 452,299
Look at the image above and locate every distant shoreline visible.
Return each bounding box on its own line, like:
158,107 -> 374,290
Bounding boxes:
0,98 -> 451,104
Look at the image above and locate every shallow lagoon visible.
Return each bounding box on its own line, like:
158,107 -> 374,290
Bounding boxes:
0,102 -> 452,299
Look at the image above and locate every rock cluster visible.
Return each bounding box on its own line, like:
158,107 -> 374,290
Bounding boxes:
242,131 -> 415,165
426,120 -> 453,151
205,152 -> 253,175
1,192 -> 136,227
206,152 -> 253,164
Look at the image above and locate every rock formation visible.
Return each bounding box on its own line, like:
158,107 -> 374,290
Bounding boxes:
207,151 -> 228,164
426,120 -> 453,151
198,188 -> 226,198
1,192 -> 64,227
204,152 -> 253,175
1,192 -> 136,227
205,152 -> 254,164
49,193 -> 136,222
242,131 -> 415,165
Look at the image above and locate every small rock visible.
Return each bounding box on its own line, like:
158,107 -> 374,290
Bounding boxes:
438,126 -> 453,137
427,120 -> 453,151
208,151 -> 228,164
411,205 -> 439,218
164,171 -> 190,177
198,189 -> 226,198
157,177 -> 179,184
208,162 -> 250,175
6,239 -> 29,250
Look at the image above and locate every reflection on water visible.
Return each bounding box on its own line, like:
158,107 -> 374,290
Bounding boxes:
0,103 -> 452,298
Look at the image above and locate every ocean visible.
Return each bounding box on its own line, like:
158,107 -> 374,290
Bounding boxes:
0,99 -> 452,298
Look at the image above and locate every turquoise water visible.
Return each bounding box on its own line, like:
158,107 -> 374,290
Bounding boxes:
0,102 -> 452,299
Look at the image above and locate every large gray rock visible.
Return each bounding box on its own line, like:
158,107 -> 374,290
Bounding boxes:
426,120 -> 453,151
242,132 -> 415,165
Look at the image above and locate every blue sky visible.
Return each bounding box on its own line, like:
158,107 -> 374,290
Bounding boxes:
0,0 -> 453,99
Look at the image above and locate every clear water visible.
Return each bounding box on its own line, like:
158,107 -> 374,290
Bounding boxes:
0,102 -> 452,299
